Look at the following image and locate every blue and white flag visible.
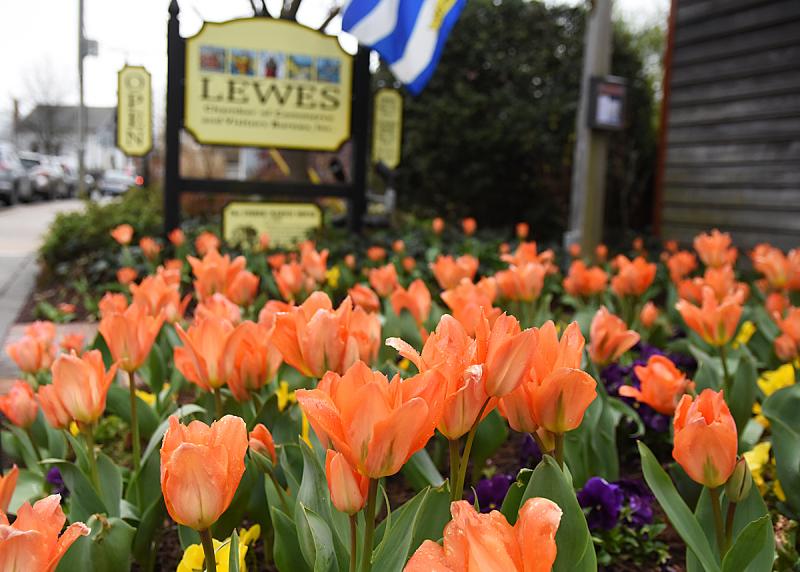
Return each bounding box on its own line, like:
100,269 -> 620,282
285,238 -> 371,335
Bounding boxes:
342,0 -> 466,94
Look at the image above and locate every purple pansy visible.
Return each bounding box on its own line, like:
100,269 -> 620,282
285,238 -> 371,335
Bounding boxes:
465,473 -> 514,513
617,478 -> 655,527
46,466 -> 69,497
577,477 -> 624,530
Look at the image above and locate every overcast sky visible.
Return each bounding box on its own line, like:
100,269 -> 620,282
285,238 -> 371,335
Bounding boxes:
0,0 -> 668,130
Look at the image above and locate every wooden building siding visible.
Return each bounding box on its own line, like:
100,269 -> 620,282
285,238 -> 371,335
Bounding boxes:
658,0 -> 800,251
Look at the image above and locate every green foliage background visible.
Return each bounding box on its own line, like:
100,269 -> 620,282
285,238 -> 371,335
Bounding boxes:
393,0 -> 659,241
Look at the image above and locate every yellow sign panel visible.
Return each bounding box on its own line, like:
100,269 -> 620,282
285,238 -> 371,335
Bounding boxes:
185,19 -> 353,151
223,202 -> 323,247
371,89 -> 403,168
117,65 -> 153,157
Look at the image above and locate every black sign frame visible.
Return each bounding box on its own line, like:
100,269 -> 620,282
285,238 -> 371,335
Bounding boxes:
164,0 -> 370,235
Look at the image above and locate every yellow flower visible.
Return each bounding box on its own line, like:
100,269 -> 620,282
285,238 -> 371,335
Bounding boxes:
732,321 -> 756,349
301,410 -> 311,448
326,266 -> 341,289
177,524 -> 260,572
775,479 -> 786,502
136,389 -> 156,407
69,422 -> 80,437
743,442 -> 770,494
398,358 -> 411,371
751,402 -> 769,428
757,364 -> 795,396
276,381 -> 297,412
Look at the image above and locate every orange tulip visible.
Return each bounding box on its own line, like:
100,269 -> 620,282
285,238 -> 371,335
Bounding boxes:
476,313 -> 536,398
430,255 -> 479,290
462,217 -> 477,236
393,239 -> 405,253
788,248 -> 800,291
0,381 -> 39,428
595,243 -> 608,263
257,299 -> 293,330
677,277 -> 704,304
694,229 -> 737,268
343,254 -> 357,269
367,263 -> 399,297
47,350 -> 118,425
501,321 -> 596,434
195,293 -> 242,325
495,262 -> 546,302
273,261 -> 311,302
174,315 -> 237,391
110,223 -> 133,245
0,465 -> 19,512
501,241 -> 556,271
98,292 -> 129,318
297,360 -> 444,478
0,494 -> 90,571
194,231 -> 220,255
676,287 -> 742,347
300,242 -> 329,283
664,239 -> 679,253
139,237 -> 161,261
441,277 -> 500,336
99,302 -> 164,372
667,251 -> 697,284
391,279 -> 432,327
117,266 -> 138,285
765,292 -> 789,319
515,222 -> 529,239
188,249 -> 249,302
160,415 -> 247,531
387,315 -> 486,440
349,284 -> 381,313
59,332 -> 85,354
703,265 -> 748,302
57,303 -> 76,314
775,307 -> 800,343
268,253 -> 287,270
226,269 -> 259,306
568,243 -> 581,258
611,255 -> 656,298
619,355 -> 694,415
404,498 -> 562,572
129,274 -> 190,323
588,306 -> 640,365
257,232 -> 270,251
402,256 -> 416,272
774,334 -> 798,362
271,292 -> 380,378
36,385 -> 72,430
672,389 -> 737,488
225,322 -> 282,402
168,228 -> 185,246
249,423 -> 277,463
326,450 -> 369,515
432,217 -> 445,235
6,334 -> 54,374
366,246 -> 387,262
563,260 -> 608,298
640,301 -> 659,329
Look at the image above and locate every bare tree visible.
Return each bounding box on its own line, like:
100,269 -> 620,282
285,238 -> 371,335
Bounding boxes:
19,59 -> 76,154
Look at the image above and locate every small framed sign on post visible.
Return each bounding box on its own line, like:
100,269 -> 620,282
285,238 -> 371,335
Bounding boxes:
371,88 -> 403,169
222,201 -> 322,247
587,75 -> 627,131
117,65 -> 153,156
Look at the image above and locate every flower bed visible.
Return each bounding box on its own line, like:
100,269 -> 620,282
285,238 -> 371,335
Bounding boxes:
1,218 -> 799,571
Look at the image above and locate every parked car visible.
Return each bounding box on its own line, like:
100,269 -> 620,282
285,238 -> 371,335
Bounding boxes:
58,160 -> 95,197
98,169 -> 141,197
0,143 -> 33,204
19,152 -> 68,200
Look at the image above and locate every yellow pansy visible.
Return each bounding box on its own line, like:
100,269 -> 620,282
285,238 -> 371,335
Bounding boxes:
732,321 -> 756,349
136,390 -> 156,407
751,402 -> 769,428
177,524 -> 260,572
757,364 -> 795,396
69,422 -> 80,437
326,266 -> 341,289
276,381 -> 297,412
301,410 -> 311,448
743,442 -> 770,494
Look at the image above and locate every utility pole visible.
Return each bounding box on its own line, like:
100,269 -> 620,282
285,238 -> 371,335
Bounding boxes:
565,0 -> 613,255
77,0 -> 87,196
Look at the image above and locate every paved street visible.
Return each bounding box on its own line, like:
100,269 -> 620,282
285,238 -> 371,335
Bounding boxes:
0,199 -> 84,378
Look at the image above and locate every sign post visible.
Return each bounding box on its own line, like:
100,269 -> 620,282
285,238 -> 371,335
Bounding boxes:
163,0 -> 370,238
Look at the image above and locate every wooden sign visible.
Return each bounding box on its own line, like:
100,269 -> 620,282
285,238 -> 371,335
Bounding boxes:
117,65 -> 153,156
222,201 -> 323,247
371,88 -> 403,168
184,18 -> 353,151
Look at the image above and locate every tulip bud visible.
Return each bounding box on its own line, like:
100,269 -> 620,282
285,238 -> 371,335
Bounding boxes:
325,450 -> 369,515
725,457 -> 752,503
774,334 -> 798,363
249,423 -> 277,464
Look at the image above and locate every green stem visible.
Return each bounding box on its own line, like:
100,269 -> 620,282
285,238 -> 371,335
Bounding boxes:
448,439 -> 461,502
129,371 -> 141,472
709,487 -> 726,557
719,345 -> 732,397
25,427 -> 43,465
349,514 -> 358,572
454,398 -> 491,501
724,500 -> 737,555
199,528 -> 217,572
553,432 -> 565,469
82,425 -> 102,495
530,431 -> 548,459
267,469 -> 291,515
214,388 -> 224,419
360,479 -> 379,572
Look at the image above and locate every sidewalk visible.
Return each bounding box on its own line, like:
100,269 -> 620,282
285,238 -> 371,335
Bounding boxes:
0,200 -> 83,385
